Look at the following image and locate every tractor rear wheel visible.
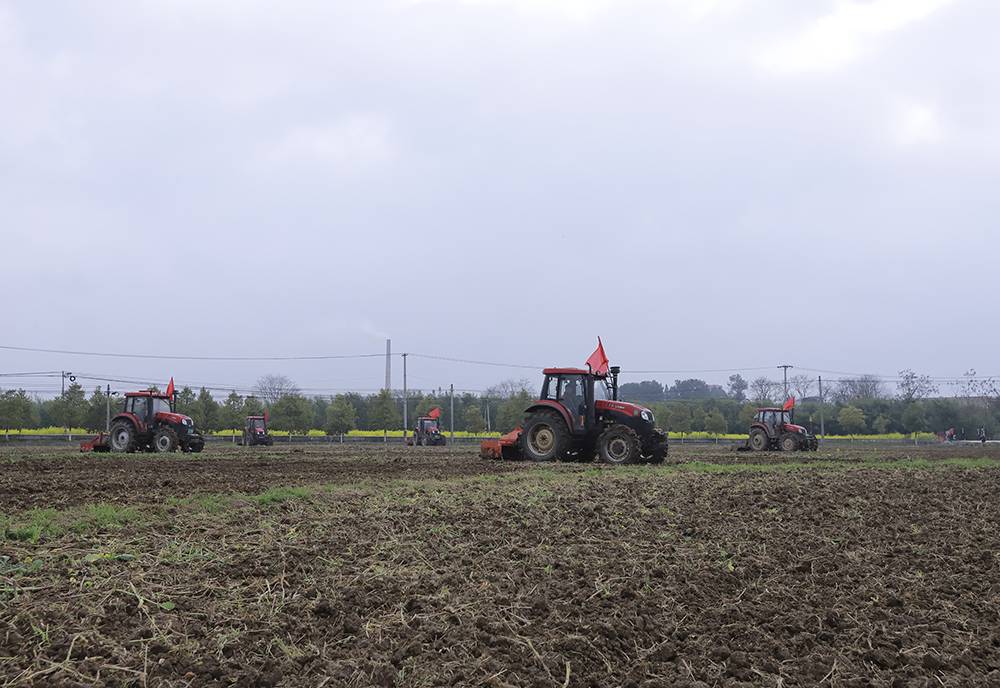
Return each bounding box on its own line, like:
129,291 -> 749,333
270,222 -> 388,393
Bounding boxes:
749,429 -> 769,451
520,411 -> 568,462
110,420 -> 137,453
153,427 -> 179,453
597,425 -> 641,465
779,433 -> 799,452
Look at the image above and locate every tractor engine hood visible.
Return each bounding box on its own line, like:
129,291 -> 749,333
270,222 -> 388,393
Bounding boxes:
785,423 -> 808,434
596,399 -> 655,422
157,412 -> 193,425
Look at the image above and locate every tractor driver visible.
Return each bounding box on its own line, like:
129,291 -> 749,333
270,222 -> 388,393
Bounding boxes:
560,378 -> 584,428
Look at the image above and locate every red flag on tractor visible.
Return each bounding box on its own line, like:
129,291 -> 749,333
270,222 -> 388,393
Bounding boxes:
783,396 -> 795,410
166,377 -> 175,398
586,337 -> 609,375
429,407 -> 441,419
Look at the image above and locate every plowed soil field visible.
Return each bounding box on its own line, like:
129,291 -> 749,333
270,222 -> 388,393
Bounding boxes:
3,442 -> 1000,688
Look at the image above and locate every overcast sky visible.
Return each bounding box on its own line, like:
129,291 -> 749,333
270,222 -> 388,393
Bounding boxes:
1,0 -> 997,400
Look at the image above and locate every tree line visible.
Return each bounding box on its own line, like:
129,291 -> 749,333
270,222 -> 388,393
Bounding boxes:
0,375 -> 538,437
621,370 -> 997,438
2,369 -> 996,438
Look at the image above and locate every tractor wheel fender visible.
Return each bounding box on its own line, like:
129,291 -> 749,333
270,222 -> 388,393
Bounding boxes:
519,409 -> 569,462
524,401 -> 574,434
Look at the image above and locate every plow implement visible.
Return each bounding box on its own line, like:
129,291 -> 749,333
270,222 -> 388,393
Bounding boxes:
479,429 -> 523,460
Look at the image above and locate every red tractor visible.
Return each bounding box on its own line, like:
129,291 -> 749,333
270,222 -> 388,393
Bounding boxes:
407,410 -> 446,446
743,398 -> 818,451
107,390 -> 205,453
242,415 -> 274,447
481,365 -> 668,464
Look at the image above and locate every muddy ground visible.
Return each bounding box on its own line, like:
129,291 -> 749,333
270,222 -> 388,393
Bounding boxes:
3,443 -> 1000,687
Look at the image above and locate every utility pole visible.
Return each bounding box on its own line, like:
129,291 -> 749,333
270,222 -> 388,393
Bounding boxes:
402,353 -> 408,444
384,339 -> 391,391
818,375 -> 825,440
62,371 -> 75,396
450,384 -> 454,439
777,364 -> 793,401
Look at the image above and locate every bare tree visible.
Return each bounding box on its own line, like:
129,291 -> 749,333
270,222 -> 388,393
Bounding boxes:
833,374 -> 888,402
748,376 -> 779,404
484,377 -> 535,400
789,374 -> 815,401
896,369 -> 938,402
956,369 -> 999,405
253,374 -> 300,407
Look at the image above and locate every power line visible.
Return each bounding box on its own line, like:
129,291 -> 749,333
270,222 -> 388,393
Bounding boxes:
0,344 -> 387,362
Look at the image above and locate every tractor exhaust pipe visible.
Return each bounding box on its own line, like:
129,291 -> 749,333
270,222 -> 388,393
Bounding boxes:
609,366 -> 620,401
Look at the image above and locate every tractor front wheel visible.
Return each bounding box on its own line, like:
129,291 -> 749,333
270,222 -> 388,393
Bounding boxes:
779,433 -> 799,452
110,420 -> 137,453
597,425 -> 641,465
153,427 -> 179,453
749,429 -> 769,451
520,411 -> 568,462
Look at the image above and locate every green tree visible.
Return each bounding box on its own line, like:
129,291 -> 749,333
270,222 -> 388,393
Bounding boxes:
872,414 -> 891,435
705,408 -> 728,440
0,389 -> 35,432
243,396 -> 266,418
838,406 -> 867,439
691,407 -> 707,432
368,390 -> 401,438
51,382 -> 88,429
738,402 -> 758,430
220,391 -> 245,431
727,374 -> 748,402
311,396 -> 329,431
191,387 -> 220,432
669,404 -> 692,436
270,394 -> 315,435
324,395 -> 357,437
901,402 -> 928,437
464,405 -> 486,435
174,387 -> 197,418
496,390 -> 533,434
82,386 -> 112,432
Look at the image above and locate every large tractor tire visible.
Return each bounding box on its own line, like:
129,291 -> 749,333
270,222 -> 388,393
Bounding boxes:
520,410 -> 568,462
153,427 -> 179,453
749,429 -> 769,451
779,433 -> 799,452
110,419 -> 138,453
183,436 -> 205,453
597,425 -> 641,465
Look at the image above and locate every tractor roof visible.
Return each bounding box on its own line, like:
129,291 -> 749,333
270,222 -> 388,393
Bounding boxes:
542,367 -> 606,377
124,391 -> 171,399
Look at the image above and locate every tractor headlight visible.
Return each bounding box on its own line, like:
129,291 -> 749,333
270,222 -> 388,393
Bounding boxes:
641,410 -> 653,423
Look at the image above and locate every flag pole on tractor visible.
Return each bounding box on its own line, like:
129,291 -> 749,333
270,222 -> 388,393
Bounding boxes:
166,377 -> 175,411
586,337 -> 609,374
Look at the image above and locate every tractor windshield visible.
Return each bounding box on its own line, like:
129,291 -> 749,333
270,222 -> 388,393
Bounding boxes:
249,418 -> 265,431
422,419 -> 439,431
594,379 -> 610,401
780,411 -> 791,425
151,397 -> 172,416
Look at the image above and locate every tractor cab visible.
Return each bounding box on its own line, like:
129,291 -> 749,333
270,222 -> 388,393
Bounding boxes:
121,392 -> 186,430
539,369 -> 601,433
754,408 -> 792,434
